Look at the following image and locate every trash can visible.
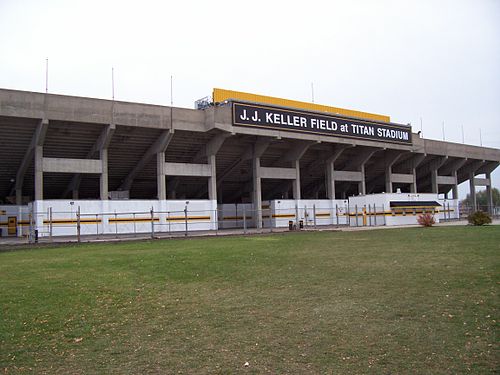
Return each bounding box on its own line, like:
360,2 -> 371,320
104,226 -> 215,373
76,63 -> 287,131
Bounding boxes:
299,220 -> 304,229
288,220 -> 293,231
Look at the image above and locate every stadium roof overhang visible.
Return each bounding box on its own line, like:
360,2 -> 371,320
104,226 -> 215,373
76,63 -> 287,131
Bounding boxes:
0,88 -> 499,203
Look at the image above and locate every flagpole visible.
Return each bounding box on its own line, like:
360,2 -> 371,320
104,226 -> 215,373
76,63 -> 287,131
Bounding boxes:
45,58 -> 49,93
170,75 -> 173,106
111,67 -> 115,101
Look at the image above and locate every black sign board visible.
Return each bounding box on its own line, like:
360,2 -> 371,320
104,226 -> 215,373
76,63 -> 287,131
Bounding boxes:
232,102 -> 412,145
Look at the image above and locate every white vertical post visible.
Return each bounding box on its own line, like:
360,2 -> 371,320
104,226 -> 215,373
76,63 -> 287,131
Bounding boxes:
77,206 -> 81,242
151,207 -> 155,239
295,203 -> 299,227
49,207 -> 53,241
243,205 -> 247,234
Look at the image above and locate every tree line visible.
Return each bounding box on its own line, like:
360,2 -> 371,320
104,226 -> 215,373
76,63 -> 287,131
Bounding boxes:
461,188 -> 500,208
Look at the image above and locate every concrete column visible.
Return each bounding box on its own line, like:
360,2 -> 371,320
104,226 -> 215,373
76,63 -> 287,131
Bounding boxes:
410,168 -> 417,193
385,165 -> 393,193
452,171 -> 459,199
15,188 -> 22,205
72,184 -> 79,199
384,152 -> 402,194
324,145 -> 350,200
486,172 -> 493,214
292,159 -> 301,200
34,145 -> 43,200
252,157 -> 262,229
431,169 -> 438,194
14,118 -> 49,203
410,153 -> 427,194
326,161 -> 335,199
157,152 -> 166,200
469,172 -> 476,212
358,164 -> 366,195
99,149 -> 108,200
217,187 -> 223,203
208,154 -> 217,201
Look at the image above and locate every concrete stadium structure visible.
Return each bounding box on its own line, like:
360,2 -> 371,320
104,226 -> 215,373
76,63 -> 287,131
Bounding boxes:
0,88 -> 499,235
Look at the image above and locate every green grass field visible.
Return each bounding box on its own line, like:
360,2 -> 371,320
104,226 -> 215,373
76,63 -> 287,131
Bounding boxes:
1,226 -> 499,374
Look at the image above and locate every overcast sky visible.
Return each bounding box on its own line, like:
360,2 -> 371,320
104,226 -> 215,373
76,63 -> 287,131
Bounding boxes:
0,0 -> 499,197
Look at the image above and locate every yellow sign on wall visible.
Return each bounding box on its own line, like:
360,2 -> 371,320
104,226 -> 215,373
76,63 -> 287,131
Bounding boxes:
213,88 -> 390,123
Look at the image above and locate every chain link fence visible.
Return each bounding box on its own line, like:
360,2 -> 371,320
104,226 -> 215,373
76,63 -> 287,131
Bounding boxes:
26,204 -> 352,243
459,205 -> 500,219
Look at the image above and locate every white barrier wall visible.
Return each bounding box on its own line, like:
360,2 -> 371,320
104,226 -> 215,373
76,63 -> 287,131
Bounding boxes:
0,205 -> 30,237
438,198 -> 460,220
32,199 -> 218,237
348,193 -> 441,226
265,199 -> 349,228
218,200 -> 348,229
217,203 -> 255,229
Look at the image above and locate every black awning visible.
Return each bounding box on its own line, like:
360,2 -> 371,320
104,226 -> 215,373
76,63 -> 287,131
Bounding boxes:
390,201 -> 442,208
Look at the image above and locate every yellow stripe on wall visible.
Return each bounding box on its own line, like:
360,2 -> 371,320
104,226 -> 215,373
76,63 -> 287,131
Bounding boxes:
167,216 -> 211,222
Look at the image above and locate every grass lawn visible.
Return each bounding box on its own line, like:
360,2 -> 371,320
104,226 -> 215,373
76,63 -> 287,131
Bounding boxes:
1,226 -> 499,374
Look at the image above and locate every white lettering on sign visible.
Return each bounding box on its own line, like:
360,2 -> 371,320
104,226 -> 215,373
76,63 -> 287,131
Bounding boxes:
377,128 -> 409,140
351,124 -> 375,136
267,113 -> 307,127
233,103 -> 412,144
310,119 -> 338,131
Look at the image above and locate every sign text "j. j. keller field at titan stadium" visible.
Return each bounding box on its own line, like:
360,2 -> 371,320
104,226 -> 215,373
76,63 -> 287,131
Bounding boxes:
232,102 -> 412,144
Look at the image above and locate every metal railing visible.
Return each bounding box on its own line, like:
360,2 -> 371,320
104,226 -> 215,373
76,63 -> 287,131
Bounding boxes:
20,202 -> 494,244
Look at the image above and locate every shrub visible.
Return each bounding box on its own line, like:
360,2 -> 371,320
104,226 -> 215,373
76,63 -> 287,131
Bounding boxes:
467,210 -> 492,226
417,213 -> 435,227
